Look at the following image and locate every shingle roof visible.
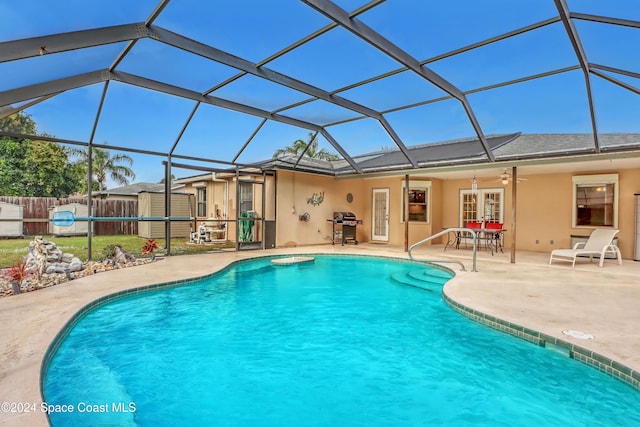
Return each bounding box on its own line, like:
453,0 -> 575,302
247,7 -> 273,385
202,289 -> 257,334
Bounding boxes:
492,134 -> 640,160
100,182 -> 166,195
253,133 -> 640,177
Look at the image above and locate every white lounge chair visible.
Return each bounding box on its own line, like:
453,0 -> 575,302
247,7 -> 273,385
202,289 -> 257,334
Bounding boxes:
549,228 -> 622,268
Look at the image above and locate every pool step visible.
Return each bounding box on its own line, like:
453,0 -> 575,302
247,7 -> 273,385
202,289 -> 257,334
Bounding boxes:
407,269 -> 451,285
390,269 -> 451,291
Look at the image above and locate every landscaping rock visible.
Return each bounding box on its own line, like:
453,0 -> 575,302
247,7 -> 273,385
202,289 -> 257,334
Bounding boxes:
0,237 -> 156,299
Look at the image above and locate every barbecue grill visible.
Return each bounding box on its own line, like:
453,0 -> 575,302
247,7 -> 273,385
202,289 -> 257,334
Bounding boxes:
328,212 -> 362,245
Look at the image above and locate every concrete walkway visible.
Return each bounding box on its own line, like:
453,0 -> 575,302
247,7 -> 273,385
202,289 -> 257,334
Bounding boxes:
1,243 -> 639,426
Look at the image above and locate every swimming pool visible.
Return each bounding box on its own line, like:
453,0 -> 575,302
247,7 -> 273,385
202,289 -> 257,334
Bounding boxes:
43,255 -> 640,426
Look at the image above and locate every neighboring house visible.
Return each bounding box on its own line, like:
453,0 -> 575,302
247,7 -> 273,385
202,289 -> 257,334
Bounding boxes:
175,133 -> 640,259
96,182 -> 184,200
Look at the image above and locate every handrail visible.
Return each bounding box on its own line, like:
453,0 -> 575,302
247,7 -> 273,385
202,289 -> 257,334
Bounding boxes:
408,228 -> 478,272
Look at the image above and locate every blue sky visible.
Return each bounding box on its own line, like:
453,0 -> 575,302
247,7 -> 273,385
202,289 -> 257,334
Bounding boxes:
1,0 -> 639,186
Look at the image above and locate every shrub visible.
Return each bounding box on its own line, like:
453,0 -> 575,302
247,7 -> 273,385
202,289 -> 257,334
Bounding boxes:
142,239 -> 159,256
102,244 -> 120,260
3,258 -> 34,288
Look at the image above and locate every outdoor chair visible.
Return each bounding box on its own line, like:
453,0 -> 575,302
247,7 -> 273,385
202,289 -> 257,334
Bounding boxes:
196,224 -> 210,244
485,222 -> 504,253
462,221 -> 482,248
549,228 -> 622,268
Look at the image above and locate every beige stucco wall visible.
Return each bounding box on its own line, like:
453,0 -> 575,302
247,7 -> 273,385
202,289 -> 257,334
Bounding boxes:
179,167 -> 640,258
274,175 -> 442,248
440,168 -> 640,257
278,167 -> 640,257
351,176 -> 441,247
275,171 -> 367,246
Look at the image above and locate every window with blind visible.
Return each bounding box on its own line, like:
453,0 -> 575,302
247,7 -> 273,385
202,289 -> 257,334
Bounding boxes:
401,181 -> 431,223
573,174 -> 618,228
197,187 -> 207,217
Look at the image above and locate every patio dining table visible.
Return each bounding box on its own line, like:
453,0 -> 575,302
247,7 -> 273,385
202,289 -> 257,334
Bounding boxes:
443,227 -> 505,256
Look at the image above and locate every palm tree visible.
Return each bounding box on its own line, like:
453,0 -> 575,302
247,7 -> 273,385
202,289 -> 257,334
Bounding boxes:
70,146 -> 136,191
272,133 -> 339,161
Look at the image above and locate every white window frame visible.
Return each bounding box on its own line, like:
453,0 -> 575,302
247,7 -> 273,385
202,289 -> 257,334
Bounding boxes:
572,174 -> 619,229
239,181 -> 254,214
458,188 -> 505,225
401,180 -> 431,223
196,187 -> 207,218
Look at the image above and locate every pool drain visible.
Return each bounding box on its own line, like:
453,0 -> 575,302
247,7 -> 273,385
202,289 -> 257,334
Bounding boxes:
562,330 -> 594,339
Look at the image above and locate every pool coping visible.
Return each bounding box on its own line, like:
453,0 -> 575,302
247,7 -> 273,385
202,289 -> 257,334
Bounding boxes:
442,291 -> 640,391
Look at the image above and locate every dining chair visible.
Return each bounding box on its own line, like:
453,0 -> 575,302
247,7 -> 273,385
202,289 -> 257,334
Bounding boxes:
485,222 -> 504,253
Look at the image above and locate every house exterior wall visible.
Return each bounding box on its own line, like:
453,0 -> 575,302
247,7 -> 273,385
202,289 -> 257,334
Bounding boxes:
182,180 -> 232,238
275,171 -> 364,246
179,166 -> 640,259
291,167 -> 639,257
437,169 -> 640,257
353,176 -> 438,247
274,174 -> 448,249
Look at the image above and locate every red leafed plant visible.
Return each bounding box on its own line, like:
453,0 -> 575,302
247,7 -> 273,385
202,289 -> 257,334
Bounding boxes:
142,239 -> 159,256
3,258 -> 34,287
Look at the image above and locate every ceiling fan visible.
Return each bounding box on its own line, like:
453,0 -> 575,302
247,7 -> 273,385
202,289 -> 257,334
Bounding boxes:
493,169 -> 527,185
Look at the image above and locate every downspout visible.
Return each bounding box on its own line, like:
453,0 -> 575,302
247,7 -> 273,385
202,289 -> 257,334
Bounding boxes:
211,172 -> 230,220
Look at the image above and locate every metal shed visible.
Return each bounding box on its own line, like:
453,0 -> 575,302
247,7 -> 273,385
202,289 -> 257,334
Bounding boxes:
137,192 -> 194,239
0,202 -> 24,237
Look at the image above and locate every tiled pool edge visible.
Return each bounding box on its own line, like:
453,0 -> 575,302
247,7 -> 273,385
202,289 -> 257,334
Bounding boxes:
442,291 -> 640,392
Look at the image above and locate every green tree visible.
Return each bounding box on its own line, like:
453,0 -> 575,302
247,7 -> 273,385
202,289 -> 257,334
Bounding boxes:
272,133 -> 339,160
24,141 -> 84,197
0,138 -> 28,196
0,112 -> 83,196
70,146 -> 136,192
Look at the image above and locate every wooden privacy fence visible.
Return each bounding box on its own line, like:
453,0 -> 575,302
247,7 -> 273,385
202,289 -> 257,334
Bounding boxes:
0,196 -> 138,236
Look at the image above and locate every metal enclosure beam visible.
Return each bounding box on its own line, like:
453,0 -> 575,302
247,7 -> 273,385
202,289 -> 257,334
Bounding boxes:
320,129 -> 362,173
233,119 -> 268,163
0,70 -> 109,106
0,23 -> 146,63
302,0 -> 495,161
150,25 -> 418,167
591,70 -> 640,96
570,13 -> 640,29
554,0 -> 600,152
0,93 -> 59,119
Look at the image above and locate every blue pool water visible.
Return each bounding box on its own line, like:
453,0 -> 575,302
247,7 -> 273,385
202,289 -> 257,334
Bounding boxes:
44,255 -> 640,426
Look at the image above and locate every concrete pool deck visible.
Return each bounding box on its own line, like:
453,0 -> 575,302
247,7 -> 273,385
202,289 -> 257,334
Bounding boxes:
1,243 -> 639,426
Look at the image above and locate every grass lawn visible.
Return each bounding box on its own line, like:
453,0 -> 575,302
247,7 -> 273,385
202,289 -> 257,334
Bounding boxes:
0,235 -> 234,268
